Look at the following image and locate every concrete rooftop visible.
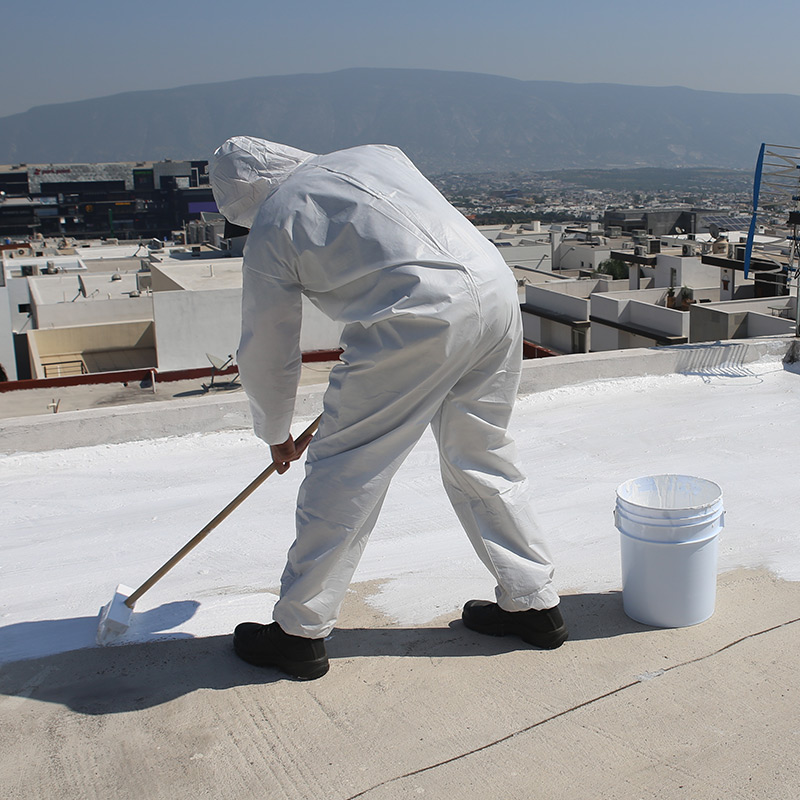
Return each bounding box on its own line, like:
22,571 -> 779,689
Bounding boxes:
151,258 -> 244,291
1,340 -> 799,799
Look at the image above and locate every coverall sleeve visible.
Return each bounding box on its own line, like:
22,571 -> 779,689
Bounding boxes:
238,263 -> 303,445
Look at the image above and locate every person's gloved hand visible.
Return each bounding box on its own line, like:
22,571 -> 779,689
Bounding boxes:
270,429 -> 315,474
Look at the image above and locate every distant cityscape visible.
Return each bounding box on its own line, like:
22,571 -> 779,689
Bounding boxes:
0,156 -> 756,242
435,167 -> 752,228
0,152 -> 797,396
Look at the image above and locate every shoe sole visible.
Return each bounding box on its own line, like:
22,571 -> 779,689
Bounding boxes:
463,617 -> 568,650
233,637 -> 330,680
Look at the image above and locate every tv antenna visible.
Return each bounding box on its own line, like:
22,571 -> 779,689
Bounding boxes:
744,143 -> 800,335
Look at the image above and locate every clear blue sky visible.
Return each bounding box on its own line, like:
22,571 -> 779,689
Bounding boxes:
3,0 -> 797,117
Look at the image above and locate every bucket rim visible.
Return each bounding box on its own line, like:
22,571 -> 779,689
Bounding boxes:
616,473 -> 723,512
618,525 -> 721,546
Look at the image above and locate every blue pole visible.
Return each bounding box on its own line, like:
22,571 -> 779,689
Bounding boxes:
744,143 -> 766,279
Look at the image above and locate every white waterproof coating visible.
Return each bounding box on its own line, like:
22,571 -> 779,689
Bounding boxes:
211,137 -> 558,636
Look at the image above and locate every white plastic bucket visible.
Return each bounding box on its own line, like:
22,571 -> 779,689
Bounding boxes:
615,474 -> 724,627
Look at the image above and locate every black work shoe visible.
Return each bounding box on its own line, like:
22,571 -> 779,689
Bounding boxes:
233,621 -> 329,680
462,600 -> 568,650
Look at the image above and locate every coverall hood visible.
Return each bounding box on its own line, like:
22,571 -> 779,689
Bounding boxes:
210,136 -> 316,229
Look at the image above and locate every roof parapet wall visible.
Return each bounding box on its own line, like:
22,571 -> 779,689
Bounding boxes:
1,338 -> 793,455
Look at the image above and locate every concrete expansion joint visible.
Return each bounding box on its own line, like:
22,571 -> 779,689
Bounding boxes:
344,615 -> 800,800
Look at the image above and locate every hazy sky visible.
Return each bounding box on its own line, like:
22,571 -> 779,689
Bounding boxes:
3,0 -> 798,117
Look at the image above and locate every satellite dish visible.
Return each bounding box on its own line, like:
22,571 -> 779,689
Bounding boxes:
203,353 -> 240,392
709,223 -> 720,239
206,352 -> 232,371
675,227 -> 683,234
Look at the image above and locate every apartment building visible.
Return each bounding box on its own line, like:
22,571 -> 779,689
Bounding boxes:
519,229 -> 795,355
0,158 -> 214,240
3,208 -> 797,384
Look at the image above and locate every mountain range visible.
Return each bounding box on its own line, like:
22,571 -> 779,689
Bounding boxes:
0,68 -> 797,173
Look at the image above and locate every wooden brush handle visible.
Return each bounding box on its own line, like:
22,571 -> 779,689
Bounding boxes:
126,414 -> 322,608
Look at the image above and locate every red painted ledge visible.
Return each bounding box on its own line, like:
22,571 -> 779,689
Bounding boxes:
0,349 -> 344,393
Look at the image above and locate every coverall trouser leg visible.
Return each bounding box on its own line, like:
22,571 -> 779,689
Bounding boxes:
431,326 -> 558,614
272,275 -> 557,639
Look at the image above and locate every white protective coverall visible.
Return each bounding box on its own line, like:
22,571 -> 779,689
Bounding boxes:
211,136 -> 558,638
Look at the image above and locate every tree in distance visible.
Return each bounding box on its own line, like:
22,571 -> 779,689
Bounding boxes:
597,258 -> 629,280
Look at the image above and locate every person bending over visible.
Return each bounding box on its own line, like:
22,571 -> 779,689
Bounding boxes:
210,136 -> 567,679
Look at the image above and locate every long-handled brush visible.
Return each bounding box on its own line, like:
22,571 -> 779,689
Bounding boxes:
96,415 -> 321,645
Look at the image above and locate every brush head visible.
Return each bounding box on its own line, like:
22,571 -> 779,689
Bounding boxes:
96,584 -> 134,645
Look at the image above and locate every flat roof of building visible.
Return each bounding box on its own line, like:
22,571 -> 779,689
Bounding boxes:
151,258 -> 243,291
1,342 -> 798,798
74,242 -> 153,260
28,272 -> 142,304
